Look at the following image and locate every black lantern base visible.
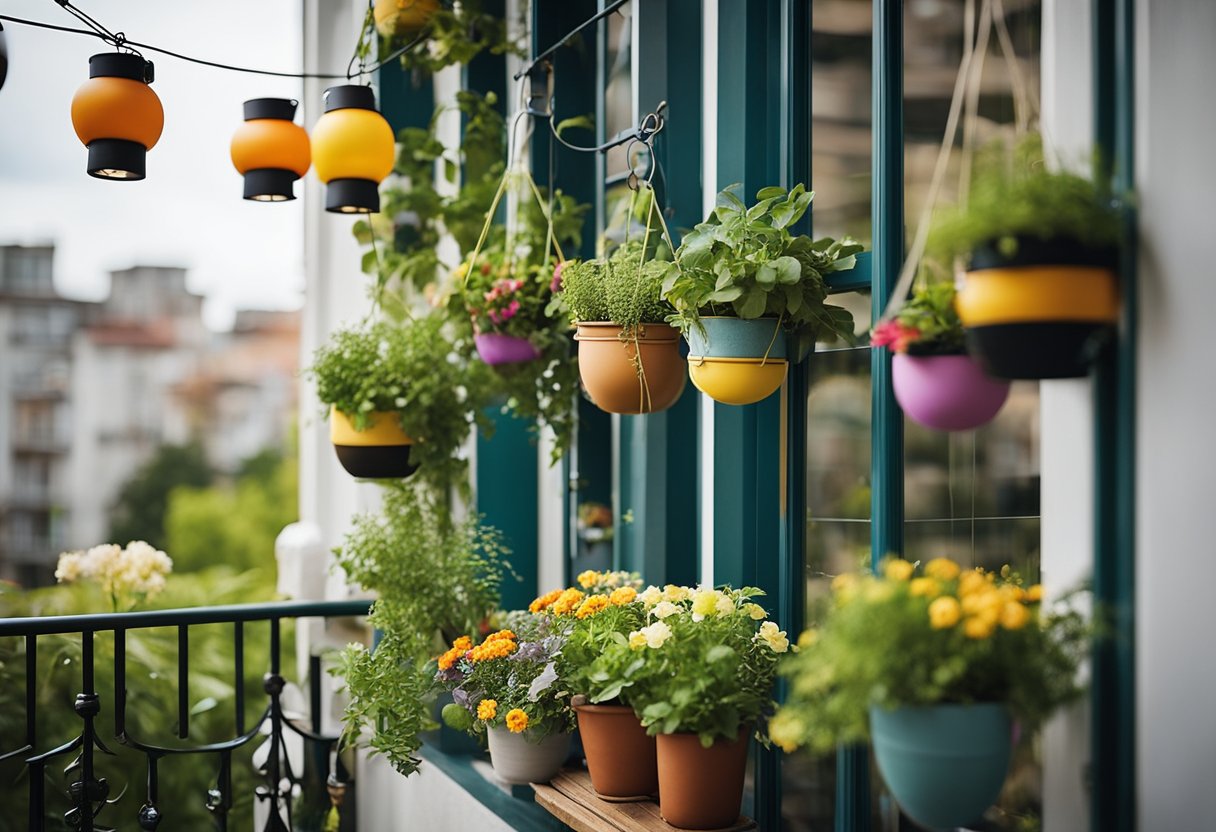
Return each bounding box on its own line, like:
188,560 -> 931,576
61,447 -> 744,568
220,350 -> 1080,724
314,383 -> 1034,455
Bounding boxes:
244,168 -> 299,202
87,139 -> 147,180
325,178 -> 380,214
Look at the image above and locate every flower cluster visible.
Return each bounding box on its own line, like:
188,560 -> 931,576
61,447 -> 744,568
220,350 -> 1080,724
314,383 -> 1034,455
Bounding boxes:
55,541 -> 173,610
622,585 -> 789,656
460,250 -> 555,340
481,278 -> 525,326
870,319 -> 923,354
574,569 -> 643,593
467,629 -> 518,662
771,556 -> 1087,754
870,282 -> 965,355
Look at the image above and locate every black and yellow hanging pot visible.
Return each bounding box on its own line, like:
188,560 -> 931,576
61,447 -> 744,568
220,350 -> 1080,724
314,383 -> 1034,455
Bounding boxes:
329,407 -> 418,479
956,237 -> 1119,380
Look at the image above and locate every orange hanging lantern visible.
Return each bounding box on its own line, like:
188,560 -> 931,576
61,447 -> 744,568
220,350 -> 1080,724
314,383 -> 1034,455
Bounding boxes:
70,53 -> 163,180
230,98 -> 311,202
310,85 -> 394,214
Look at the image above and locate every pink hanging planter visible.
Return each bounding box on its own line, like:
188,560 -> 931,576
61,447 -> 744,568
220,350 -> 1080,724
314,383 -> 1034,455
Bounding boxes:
892,353 -> 1010,432
474,332 -> 542,366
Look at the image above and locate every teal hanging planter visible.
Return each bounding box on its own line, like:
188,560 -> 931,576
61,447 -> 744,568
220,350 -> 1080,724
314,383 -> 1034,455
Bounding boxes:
869,703 -> 1012,831
685,316 -> 788,359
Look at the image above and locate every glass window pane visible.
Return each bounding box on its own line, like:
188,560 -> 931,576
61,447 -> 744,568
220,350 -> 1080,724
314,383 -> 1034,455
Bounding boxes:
603,1 -> 634,179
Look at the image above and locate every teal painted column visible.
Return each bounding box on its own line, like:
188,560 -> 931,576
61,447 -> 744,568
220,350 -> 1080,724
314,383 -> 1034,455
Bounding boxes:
378,56 -> 433,133
1090,0 -> 1137,828
478,409 -> 540,612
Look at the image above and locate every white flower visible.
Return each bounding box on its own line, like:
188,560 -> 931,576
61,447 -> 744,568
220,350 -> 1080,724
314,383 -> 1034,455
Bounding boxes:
638,621 -> 672,649
638,585 -> 663,608
756,621 -> 790,653
715,593 -> 735,617
651,601 -> 680,620
54,551 -> 84,583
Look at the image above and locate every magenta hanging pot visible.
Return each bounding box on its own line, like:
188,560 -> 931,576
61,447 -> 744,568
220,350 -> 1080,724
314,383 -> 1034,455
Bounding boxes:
474,333 -> 542,366
892,353 -> 1010,432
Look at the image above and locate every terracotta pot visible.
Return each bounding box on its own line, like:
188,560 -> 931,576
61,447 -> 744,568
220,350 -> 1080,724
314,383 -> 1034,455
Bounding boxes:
329,407 -> 417,480
486,728 -> 571,785
574,704 -> 658,800
655,729 -> 749,829
574,322 -> 686,414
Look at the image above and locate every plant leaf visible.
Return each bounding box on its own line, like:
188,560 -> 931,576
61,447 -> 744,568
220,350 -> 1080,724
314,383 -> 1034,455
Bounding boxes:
737,288 -> 767,318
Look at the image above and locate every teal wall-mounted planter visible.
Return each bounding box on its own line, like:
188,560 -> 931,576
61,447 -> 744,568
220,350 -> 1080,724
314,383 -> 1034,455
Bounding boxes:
869,703 -> 1012,831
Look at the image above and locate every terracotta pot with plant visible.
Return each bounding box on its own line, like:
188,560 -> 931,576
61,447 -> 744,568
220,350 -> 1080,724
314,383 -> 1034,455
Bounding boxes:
871,282 -> 1010,432
587,584 -> 789,829
930,136 -> 1123,380
537,570 -> 657,800
771,557 -> 1087,830
561,229 -> 686,415
658,184 -> 862,405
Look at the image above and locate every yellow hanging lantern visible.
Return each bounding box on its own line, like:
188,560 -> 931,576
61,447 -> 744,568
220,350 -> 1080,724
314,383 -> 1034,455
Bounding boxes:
374,0 -> 441,37
230,98 -> 311,202
310,85 -> 395,214
70,53 -> 164,180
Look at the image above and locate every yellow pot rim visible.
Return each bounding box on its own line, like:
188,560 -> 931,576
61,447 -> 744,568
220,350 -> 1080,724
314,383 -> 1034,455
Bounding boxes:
687,355 -> 789,366
330,407 -> 412,447
958,266 -> 1119,326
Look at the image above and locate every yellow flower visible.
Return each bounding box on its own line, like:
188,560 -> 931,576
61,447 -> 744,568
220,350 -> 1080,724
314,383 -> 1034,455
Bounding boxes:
757,621 -> 790,653
477,699 -> 498,721
454,262 -> 470,281
745,603 -> 768,621
637,621 -> 672,649
505,708 -> 529,733
910,577 -> 938,598
485,629 -> 516,643
768,711 -> 804,753
830,573 -> 856,593
796,629 -> 818,649
628,631 -> 647,650
609,586 -> 638,606
663,584 -> 692,603
1000,601 -> 1030,630
928,596 -> 961,629
884,558 -> 915,581
958,569 -> 992,596
964,615 -> 996,640
961,589 -> 1002,619
924,557 -> 961,582
452,636 -> 472,651
691,589 -> 722,620
437,645 -> 465,670
468,633 -> 518,662
577,570 -> 600,589
529,589 -> 563,613
550,588 -> 586,616
1025,584 -> 1043,603
576,595 -> 610,619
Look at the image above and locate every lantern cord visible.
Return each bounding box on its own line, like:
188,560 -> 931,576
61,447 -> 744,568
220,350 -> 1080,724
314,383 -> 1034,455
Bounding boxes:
0,11 -> 428,79
514,0 -> 630,81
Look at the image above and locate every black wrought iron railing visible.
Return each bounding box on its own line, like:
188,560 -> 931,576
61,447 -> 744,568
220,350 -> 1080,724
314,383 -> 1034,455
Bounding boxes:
0,599 -> 371,832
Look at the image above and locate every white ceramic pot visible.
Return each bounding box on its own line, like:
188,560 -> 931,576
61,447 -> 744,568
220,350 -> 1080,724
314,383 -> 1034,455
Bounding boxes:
486,727 -> 571,785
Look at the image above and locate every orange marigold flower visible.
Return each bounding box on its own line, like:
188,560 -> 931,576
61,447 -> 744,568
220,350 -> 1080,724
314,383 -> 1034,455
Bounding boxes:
485,629 -> 516,643
437,646 -> 464,671
452,635 -> 472,651
505,708 -> 529,733
609,586 -> 638,606
477,699 -> 498,721
550,588 -> 586,616
529,589 -> 564,613
468,637 -> 518,662
576,595 -> 610,619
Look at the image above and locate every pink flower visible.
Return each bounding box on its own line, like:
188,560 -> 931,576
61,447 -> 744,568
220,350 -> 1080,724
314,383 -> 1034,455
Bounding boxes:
484,290 -> 496,302
871,320 -> 921,354
499,300 -> 521,321
550,262 -> 566,293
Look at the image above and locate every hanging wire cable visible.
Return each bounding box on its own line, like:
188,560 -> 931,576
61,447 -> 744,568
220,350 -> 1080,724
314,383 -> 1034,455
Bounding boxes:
0,4 -> 432,80
514,0 -> 630,80
548,102 -> 667,155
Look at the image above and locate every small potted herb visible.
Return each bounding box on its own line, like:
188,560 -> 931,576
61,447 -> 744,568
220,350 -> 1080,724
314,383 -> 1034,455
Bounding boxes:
588,585 -> 788,829
871,282 -> 1010,431
435,620 -> 576,785
658,184 -> 862,405
771,558 -> 1086,830
460,244 -> 549,366
308,315 -> 482,488
532,571 -> 658,801
560,229 -> 686,414
930,135 -> 1122,379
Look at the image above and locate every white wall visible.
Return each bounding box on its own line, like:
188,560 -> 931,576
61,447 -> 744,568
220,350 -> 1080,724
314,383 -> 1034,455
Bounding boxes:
1133,1 -> 1216,826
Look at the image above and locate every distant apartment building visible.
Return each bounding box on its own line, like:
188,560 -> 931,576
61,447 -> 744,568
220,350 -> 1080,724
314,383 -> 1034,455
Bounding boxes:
0,248 -> 300,586
0,244 -> 92,586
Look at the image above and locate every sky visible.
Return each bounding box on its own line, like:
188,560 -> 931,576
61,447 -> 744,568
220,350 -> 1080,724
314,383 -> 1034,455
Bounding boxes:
0,0 -> 311,330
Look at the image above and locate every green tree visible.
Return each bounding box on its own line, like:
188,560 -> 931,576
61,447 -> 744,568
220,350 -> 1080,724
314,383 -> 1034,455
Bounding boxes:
108,442 -> 213,548
165,449 -> 298,574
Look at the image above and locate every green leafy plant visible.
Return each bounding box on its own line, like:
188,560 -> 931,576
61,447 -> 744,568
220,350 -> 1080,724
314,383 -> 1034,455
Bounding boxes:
333,483 -> 512,774
926,134 -> 1121,264
560,240 -> 673,329
308,316 -> 491,495
585,585 -> 788,747
658,184 -> 863,359
870,281 -> 965,355
769,557 -> 1087,754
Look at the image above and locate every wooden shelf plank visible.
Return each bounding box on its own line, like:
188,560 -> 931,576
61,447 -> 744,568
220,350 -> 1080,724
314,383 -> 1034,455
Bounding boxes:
533,770 -> 756,832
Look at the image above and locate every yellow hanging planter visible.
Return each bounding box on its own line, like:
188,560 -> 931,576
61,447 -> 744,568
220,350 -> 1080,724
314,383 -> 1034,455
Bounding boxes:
329,407 -> 417,480
688,356 -> 788,406
374,0 -> 440,37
